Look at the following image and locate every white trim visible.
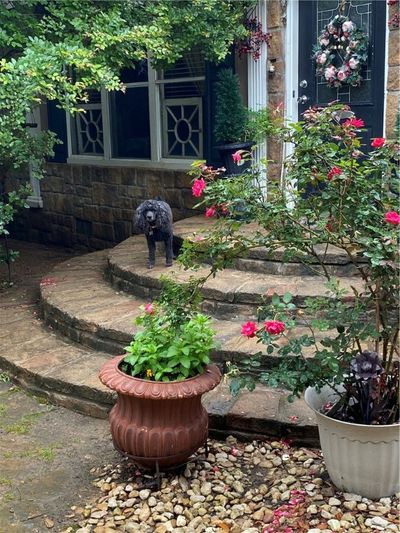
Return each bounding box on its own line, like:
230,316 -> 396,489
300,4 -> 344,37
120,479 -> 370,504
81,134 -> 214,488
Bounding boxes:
66,155 -> 193,171
383,2 -> 390,136
284,0 -> 299,125
26,106 -> 43,208
247,0 -> 268,179
283,0 -> 299,204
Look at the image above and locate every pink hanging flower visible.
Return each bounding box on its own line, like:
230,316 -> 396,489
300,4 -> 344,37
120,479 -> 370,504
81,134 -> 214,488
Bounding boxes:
232,151 -> 242,164
264,320 -> 285,335
192,178 -> 206,197
384,211 -> 400,225
371,137 -> 385,148
205,206 -> 217,218
144,303 -> 155,314
241,321 -> 258,338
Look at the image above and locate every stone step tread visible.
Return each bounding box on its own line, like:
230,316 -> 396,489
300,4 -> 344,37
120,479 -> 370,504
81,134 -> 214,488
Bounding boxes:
109,235 -> 362,303
173,217 -> 361,265
0,298 -> 318,443
40,251 -> 332,360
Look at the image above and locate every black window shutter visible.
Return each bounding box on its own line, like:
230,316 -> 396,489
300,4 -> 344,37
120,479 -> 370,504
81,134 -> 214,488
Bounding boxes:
204,52 -> 235,166
47,100 -> 68,163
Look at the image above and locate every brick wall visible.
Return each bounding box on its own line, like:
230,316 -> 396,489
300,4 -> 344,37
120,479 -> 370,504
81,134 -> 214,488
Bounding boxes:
9,164 -> 197,249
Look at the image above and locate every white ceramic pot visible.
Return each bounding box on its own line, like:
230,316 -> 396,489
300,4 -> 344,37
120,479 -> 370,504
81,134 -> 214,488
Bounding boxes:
304,385 -> 400,499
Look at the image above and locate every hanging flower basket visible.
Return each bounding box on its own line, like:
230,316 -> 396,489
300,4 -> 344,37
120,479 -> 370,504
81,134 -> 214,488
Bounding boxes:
313,15 -> 369,88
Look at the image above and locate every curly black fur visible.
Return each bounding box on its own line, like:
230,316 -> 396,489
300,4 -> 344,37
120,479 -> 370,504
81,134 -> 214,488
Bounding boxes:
135,199 -> 174,269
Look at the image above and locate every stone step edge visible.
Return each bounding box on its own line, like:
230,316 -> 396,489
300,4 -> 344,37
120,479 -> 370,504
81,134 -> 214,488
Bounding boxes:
0,348 -> 319,446
107,236 -> 361,309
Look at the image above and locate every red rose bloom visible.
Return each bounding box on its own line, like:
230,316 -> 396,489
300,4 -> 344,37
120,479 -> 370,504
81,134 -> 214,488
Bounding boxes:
205,206 -> 216,218
241,321 -> 258,338
192,178 -> 206,197
343,118 -> 365,128
371,137 -> 385,148
384,211 -> 400,225
327,166 -> 342,180
264,320 -> 285,335
144,303 -> 155,314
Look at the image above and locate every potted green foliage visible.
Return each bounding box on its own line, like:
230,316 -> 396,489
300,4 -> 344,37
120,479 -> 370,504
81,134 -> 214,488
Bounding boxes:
213,68 -> 253,175
179,104 -> 400,498
99,278 -> 221,470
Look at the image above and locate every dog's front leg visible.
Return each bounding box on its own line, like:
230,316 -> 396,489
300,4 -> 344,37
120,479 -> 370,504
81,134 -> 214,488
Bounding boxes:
165,234 -> 173,267
146,235 -> 156,269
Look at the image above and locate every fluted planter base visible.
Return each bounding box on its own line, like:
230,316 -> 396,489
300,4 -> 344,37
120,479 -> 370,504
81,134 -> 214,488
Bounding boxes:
305,385 -> 400,499
99,356 -> 221,470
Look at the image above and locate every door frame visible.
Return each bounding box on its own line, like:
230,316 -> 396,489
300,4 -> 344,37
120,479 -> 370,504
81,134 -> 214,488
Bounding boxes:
285,0 -> 390,134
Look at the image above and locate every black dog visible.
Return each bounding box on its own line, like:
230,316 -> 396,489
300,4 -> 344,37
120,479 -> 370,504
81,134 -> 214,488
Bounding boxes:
135,199 -> 174,269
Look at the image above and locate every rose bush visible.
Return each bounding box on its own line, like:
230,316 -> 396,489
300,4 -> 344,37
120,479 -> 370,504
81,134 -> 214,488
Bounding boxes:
181,103 -> 399,424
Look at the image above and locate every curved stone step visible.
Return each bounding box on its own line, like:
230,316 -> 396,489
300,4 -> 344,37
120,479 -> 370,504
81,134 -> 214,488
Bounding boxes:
39,251 -> 323,367
108,234 -> 362,320
173,217 -> 364,277
0,286 -> 318,444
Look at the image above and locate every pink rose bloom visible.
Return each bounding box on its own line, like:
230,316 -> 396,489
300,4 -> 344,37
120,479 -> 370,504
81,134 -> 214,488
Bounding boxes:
343,117 -> 365,128
241,321 -> 258,338
192,177 -> 206,197
328,24 -> 335,34
371,137 -> 385,148
324,65 -> 337,80
264,320 -> 285,335
384,211 -> 400,225
232,151 -> 242,164
144,303 -> 155,314
205,206 -> 216,218
320,38 -> 329,47
337,69 -> 348,81
317,52 -> 327,65
342,20 -> 354,32
327,166 -> 342,180
348,57 -> 359,69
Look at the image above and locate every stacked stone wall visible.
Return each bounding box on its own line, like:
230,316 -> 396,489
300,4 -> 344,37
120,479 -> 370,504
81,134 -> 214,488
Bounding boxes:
8,164 -> 196,249
386,3 -> 400,138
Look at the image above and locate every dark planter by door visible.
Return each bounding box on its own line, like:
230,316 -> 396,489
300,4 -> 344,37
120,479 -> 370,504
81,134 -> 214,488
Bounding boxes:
99,355 -> 221,470
217,141 -> 253,176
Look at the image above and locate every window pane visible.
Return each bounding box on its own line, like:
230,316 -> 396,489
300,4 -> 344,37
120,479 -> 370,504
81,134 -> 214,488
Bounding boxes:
110,87 -> 151,159
72,90 -> 104,155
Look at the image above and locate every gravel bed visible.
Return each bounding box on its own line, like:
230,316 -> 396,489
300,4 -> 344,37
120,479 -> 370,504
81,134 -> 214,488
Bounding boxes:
61,437 -> 400,533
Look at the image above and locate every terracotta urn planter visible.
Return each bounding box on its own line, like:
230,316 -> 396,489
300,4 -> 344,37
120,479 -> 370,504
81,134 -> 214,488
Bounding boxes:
99,355 -> 222,470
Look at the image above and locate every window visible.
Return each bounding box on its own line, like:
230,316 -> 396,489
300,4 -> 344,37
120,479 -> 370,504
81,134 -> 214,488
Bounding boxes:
68,52 -> 206,167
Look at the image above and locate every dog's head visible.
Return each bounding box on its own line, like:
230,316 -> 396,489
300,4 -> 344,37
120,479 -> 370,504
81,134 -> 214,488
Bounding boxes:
135,199 -> 170,232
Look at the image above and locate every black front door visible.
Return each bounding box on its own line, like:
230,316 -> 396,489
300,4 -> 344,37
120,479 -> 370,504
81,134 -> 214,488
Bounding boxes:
298,0 -> 386,142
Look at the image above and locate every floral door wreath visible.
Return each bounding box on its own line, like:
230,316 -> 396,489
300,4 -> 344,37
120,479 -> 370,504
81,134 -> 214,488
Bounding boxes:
314,15 -> 369,88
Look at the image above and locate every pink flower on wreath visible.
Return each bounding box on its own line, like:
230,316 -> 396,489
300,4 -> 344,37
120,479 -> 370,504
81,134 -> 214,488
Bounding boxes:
342,20 -> 354,32
348,57 -> 359,69
144,303 -> 155,314
384,211 -> 400,225
327,166 -> 342,180
371,137 -> 385,148
205,206 -> 217,218
320,37 -> 330,47
324,65 -> 337,81
343,117 -> 365,128
264,320 -> 285,335
232,151 -> 242,164
317,52 -> 327,65
337,69 -> 348,82
241,321 -> 258,338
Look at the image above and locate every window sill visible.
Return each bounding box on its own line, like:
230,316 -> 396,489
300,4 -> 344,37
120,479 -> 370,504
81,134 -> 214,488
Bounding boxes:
26,195 -> 43,208
66,155 -> 196,171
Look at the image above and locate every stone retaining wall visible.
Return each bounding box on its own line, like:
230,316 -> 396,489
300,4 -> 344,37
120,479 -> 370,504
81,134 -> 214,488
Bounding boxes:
387,3 -> 400,138
9,163 -> 197,249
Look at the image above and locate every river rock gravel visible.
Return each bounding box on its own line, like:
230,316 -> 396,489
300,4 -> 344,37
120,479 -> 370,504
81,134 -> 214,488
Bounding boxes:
61,437 -> 400,533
